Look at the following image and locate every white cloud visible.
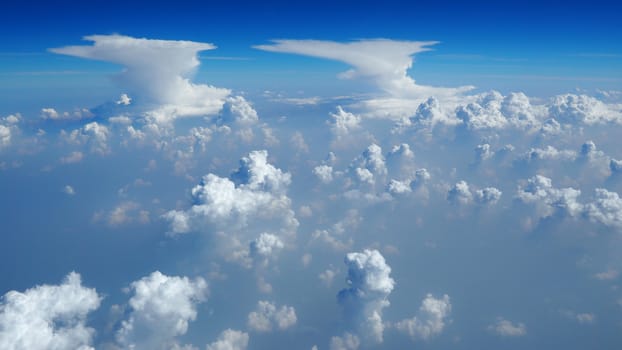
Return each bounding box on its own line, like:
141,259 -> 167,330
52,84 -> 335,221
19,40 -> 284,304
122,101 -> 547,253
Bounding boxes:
387,179 -> 412,195
0,115 -> 19,150
60,151 -> 84,164
116,271 -> 208,350
205,329 -> 249,350
337,249 -> 394,343
249,232 -> 284,264
221,96 -> 259,126
548,94 -> 622,125
51,35 -> 230,123
41,108 -> 93,121
319,267 -> 339,287
475,143 -> 494,162
456,92 -> 510,130
116,93 -> 132,106
0,272 -> 101,350
579,140 -> 604,160
313,165 -> 334,184
290,131 -> 309,153
103,201 -> 149,227
255,39 -> 470,99
475,187 -> 503,205
247,301 -> 297,332
329,332 -> 360,350
311,210 -> 361,251
394,294 -> 452,341
0,125 -> 12,149
61,122 -> 109,155
329,106 -> 361,140
516,175 -> 583,219
410,96 -> 463,128
164,150 -> 298,249
40,108 -> 59,120
575,313 -> 596,324
521,145 -> 577,162
488,318 -> 527,337
349,144 -> 387,187
63,185 -> 75,196
594,269 -> 619,280
447,181 -> 473,205
584,189 -> 622,229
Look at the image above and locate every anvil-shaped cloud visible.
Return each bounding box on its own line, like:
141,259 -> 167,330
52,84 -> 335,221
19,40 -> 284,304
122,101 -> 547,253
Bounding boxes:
51,35 -> 230,122
255,39 -> 473,101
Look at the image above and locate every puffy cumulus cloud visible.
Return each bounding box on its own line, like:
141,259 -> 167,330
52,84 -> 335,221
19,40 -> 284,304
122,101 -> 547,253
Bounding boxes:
456,93 -> 509,130
348,144 -> 387,187
0,114 -> 21,150
516,175 -> 583,219
0,124 -> 11,149
487,318 -> 527,337
0,272 -> 101,350
329,106 -> 361,139
61,122 -> 110,155
205,329 -> 249,350
247,301 -> 297,332
313,164 -> 334,184
51,35 -> 230,123
230,150 -> 291,194
411,168 -> 431,188
220,96 -> 259,126
103,201 -> 150,227
447,181 -> 473,205
386,143 -> 415,178
386,179 -> 412,195
520,145 -> 577,163
548,94 -> 622,125
249,232 -> 285,266
579,141 -> 604,160
456,91 -> 542,130
165,150 -> 297,235
409,96 -> 462,128
116,271 -> 208,350
116,93 -> 132,106
584,189 -> 622,230
394,294 -> 452,341
448,182 -> 502,207
40,108 -> 59,120
311,210 -> 361,251
475,187 -> 503,205
164,150 -> 297,268
329,332 -> 360,350
40,107 -> 94,121
255,39 -> 471,99
337,249 -> 395,343
611,159 -> 622,175
327,143 -> 428,201
475,143 -> 494,162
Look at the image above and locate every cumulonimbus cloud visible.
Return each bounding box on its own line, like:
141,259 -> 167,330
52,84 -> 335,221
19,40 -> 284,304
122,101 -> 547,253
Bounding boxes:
254,39 -> 473,100
50,35 -> 231,122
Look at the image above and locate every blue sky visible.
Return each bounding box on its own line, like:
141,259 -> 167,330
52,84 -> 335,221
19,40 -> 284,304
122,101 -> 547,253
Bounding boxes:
1,2 -> 622,350
1,0 -> 621,115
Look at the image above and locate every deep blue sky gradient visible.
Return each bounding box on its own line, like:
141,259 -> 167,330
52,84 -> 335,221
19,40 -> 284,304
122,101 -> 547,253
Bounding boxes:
1,0 -> 621,113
